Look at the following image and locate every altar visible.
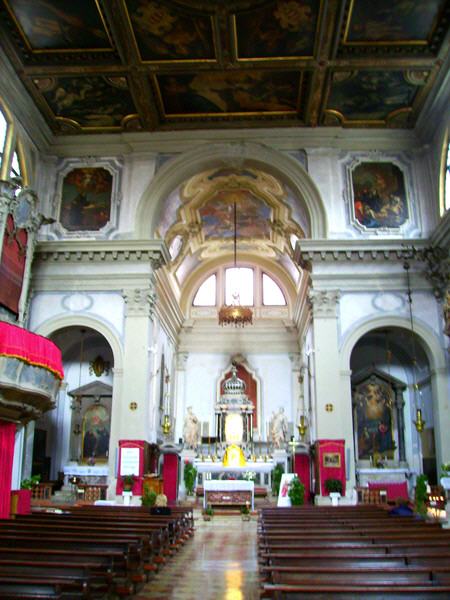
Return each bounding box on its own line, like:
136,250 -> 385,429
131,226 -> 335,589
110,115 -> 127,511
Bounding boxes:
195,460 -> 275,489
203,480 -> 254,510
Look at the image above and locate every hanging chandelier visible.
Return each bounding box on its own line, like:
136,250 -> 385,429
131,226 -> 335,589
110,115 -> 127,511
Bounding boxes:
218,201 -> 253,327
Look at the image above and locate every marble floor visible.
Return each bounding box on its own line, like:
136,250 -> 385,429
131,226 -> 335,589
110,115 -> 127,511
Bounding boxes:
135,511 -> 260,600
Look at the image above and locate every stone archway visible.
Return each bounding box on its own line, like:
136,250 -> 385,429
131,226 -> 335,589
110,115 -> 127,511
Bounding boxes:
135,142 -> 327,239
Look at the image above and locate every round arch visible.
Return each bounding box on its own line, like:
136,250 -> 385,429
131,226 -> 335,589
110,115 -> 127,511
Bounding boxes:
135,142 -> 327,240
35,315 -> 123,372
340,315 -> 446,374
180,251 -> 299,316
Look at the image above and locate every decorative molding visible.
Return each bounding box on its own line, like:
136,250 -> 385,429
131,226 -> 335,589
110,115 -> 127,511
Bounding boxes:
35,239 -> 170,269
295,238 -> 429,267
122,287 -> 156,317
308,289 -> 340,318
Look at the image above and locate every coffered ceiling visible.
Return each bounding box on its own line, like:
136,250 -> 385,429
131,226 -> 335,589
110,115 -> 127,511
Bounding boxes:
0,0 -> 449,134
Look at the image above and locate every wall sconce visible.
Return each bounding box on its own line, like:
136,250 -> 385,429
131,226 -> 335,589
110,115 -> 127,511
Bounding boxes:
297,414 -> 308,440
162,414 -> 171,435
414,408 -> 426,433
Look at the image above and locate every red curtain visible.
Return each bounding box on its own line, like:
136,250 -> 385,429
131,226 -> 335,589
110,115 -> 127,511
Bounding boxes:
0,421 -> 16,519
162,453 -> 178,504
316,439 -> 346,496
222,364 -> 258,428
0,214 -> 27,315
294,453 -> 311,503
0,321 -> 64,380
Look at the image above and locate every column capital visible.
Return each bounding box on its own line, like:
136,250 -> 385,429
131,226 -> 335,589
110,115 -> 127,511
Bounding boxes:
176,352 -> 189,370
122,287 -> 156,317
308,289 -> 340,318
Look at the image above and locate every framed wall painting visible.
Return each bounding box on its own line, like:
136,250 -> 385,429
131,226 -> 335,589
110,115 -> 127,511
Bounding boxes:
323,452 -> 341,468
343,155 -> 417,235
52,158 -> 122,239
81,404 -> 110,463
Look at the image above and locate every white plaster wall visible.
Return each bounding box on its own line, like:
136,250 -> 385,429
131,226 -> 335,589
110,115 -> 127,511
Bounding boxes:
179,353 -> 293,442
29,291 -> 125,343
119,154 -> 157,236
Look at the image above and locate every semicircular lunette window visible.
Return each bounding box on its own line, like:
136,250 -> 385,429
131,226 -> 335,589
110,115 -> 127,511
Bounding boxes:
225,267 -> 253,306
193,273 -> 216,306
262,273 -> 286,306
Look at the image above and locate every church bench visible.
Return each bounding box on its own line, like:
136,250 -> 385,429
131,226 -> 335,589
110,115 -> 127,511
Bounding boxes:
0,574 -> 90,599
261,582 -> 450,599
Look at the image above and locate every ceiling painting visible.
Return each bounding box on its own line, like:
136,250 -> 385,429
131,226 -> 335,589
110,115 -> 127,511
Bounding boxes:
124,0 -> 215,62
343,0 -> 447,47
0,0 -> 448,132
3,0 -> 112,52
325,70 -> 423,124
234,0 -> 320,60
36,75 -> 138,131
156,70 -> 303,117
199,190 -> 272,240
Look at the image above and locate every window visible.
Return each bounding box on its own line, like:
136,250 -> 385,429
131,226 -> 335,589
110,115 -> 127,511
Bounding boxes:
0,108 -> 7,172
445,142 -> 450,212
192,266 -> 289,311
0,99 -> 28,185
10,151 -> 21,178
262,273 -> 286,305
225,267 -> 253,306
193,274 -> 216,306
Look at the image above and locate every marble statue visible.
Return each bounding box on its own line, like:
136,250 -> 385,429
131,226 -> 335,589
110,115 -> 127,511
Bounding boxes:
183,406 -> 200,449
270,407 -> 288,448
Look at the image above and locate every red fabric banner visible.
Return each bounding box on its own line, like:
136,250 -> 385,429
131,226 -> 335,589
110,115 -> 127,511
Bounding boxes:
294,453 -> 311,503
0,421 -> 16,519
116,440 -> 145,495
316,439 -> 346,496
0,321 -> 64,380
162,453 -> 179,504
0,214 -> 27,315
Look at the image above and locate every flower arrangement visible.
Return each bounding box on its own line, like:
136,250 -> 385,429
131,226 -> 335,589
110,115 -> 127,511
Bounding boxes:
121,474 -> 136,491
241,501 -> 251,519
415,474 -> 428,517
20,475 -> 41,490
141,486 -> 157,507
242,471 -> 256,482
272,464 -> 284,496
325,478 -> 343,495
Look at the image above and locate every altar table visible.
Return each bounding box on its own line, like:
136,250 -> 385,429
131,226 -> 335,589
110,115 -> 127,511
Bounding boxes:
203,480 -> 254,510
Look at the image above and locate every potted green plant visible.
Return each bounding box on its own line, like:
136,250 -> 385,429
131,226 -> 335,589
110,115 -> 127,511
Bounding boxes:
141,485 -> 157,507
241,501 -> 251,521
20,474 -> 41,490
325,478 -> 343,506
415,474 -> 428,517
121,474 -> 136,492
288,476 -> 305,506
203,504 -> 214,521
272,464 -> 284,496
184,461 -> 197,496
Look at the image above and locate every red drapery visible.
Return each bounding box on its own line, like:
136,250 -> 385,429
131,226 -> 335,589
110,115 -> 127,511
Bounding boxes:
294,453 -> 311,503
0,421 -> 16,519
162,453 -> 178,504
316,439 -> 346,496
0,321 -> 64,380
222,364 -> 258,428
116,440 -> 145,495
0,214 -> 27,315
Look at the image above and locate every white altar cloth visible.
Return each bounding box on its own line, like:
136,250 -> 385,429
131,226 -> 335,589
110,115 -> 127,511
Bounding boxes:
203,480 -> 254,509
195,461 -> 274,474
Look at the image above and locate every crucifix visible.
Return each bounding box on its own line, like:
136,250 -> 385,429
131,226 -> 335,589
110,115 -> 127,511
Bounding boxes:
288,436 -> 299,456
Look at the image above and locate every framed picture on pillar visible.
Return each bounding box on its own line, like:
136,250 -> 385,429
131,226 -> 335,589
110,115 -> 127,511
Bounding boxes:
323,452 -> 341,468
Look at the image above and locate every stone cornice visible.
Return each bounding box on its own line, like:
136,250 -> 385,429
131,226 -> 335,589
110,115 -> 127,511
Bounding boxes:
35,239 -> 170,269
294,239 -> 430,266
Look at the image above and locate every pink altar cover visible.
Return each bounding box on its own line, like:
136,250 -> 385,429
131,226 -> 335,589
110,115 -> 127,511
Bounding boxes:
162,453 -> 179,504
0,321 -> 64,380
116,440 -> 145,495
368,481 -> 408,502
0,421 -> 15,519
316,439 -> 346,496
294,453 -> 311,503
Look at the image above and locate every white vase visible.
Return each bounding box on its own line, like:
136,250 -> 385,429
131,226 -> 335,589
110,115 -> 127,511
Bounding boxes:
123,490 -> 132,506
329,492 -> 341,507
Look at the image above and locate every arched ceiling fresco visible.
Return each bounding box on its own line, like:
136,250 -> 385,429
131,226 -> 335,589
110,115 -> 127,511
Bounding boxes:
0,0 -> 448,133
156,166 -> 307,286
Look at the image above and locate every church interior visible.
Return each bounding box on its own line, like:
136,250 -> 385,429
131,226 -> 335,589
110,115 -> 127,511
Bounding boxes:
0,1 -> 449,598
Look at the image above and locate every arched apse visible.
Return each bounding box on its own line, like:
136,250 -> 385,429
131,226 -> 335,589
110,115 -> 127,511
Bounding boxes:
340,316 -> 446,374
35,315 -> 123,372
135,142 -> 327,240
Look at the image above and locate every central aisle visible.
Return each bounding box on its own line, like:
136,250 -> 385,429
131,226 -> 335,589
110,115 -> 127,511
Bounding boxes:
136,513 -> 259,600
